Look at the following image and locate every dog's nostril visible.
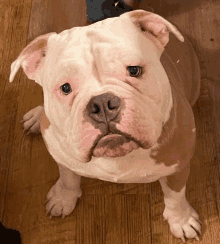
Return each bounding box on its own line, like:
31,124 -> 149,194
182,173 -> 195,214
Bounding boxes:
92,104 -> 100,114
108,101 -> 117,110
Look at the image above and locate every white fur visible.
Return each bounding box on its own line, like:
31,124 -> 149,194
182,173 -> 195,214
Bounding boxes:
159,177 -> 201,242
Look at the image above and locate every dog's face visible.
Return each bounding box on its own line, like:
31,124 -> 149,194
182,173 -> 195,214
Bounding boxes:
10,10 -> 184,163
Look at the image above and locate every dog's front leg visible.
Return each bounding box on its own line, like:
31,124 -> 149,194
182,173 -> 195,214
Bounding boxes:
45,164 -> 82,219
159,164 -> 202,242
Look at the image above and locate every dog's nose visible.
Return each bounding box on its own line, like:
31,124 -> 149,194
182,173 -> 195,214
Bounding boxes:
87,93 -> 121,123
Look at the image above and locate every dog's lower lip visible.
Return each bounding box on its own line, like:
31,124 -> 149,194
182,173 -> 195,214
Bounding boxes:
101,133 -> 125,140
92,134 -> 140,157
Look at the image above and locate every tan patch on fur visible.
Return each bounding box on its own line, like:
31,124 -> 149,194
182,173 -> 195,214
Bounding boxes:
166,163 -> 190,192
23,40 -> 47,57
20,33 -> 54,58
40,109 -> 50,135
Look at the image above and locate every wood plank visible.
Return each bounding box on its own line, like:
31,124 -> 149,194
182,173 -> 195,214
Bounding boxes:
125,195 -> 151,243
191,79 -> 220,243
81,178 -> 150,194
76,195 -> 105,244
0,0 -> 33,222
28,0 -> 88,41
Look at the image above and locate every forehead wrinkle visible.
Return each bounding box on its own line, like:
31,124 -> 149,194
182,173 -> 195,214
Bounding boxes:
89,40 -> 102,83
62,33 -> 93,60
86,26 -> 147,67
89,32 -> 147,65
58,60 -> 79,73
119,50 -> 146,65
98,43 -> 146,66
51,59 -> 79,84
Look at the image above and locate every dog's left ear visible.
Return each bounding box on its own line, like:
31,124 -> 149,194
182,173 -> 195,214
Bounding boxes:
121,10 -> 184,48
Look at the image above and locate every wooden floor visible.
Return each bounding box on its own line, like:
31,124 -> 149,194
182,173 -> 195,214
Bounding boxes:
0,0 -> 220,243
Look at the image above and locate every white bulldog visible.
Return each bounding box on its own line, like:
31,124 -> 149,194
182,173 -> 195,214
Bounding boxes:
10,10 -> 201,242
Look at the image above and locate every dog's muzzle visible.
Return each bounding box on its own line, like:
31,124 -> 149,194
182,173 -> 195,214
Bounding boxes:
86,92 -> 139,157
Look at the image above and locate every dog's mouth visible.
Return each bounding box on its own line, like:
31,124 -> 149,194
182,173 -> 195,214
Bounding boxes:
92,133 -> 140,158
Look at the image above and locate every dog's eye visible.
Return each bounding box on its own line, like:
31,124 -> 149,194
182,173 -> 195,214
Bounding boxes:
60,83 -> 72,95
127,66 -> 142,77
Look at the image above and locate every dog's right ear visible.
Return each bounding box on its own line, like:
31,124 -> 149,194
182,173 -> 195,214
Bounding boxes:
9,32 -> 56,83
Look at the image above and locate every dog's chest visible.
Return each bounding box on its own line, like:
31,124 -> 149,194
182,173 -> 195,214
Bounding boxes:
78,148 -> 180,183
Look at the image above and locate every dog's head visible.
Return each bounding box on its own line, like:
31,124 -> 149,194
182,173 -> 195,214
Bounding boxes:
9,10 -> 184,162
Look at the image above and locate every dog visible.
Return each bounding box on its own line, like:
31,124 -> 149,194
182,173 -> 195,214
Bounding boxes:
9,10 -> 201,242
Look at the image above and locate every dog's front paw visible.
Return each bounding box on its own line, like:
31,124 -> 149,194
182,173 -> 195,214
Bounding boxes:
45,179 -> 82,219
21,105 -> 44,135
163,202 -> 202,242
